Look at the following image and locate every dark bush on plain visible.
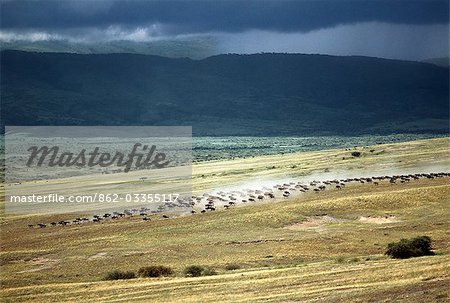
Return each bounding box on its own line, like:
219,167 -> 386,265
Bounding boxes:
138,265 -> 174,278
183,265 -> 218,277
103,270 -> 136,280
385,236 -> 434,259
351,151 -> 361,157
183,265 -> 205,277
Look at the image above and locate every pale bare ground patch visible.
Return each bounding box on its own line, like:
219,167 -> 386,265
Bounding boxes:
87,252 -> 108,261
284,215 -> 350,231
358,215 -> 399,224
284,215 -> 400,232
16,257 -> 60,273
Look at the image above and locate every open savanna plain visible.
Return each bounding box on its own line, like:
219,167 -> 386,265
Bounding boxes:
1,138 -> 449,302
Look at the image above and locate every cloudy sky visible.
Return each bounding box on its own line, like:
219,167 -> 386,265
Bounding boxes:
1,0 -> 448,60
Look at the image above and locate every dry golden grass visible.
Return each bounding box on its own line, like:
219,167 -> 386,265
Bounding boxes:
2,255 -> 449,303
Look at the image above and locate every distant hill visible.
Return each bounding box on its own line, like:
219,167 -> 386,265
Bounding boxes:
0,38 -> 218,60
1,50 -> 448,135
422,57 -> 449,67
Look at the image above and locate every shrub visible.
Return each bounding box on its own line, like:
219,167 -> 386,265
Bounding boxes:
184,265 -> 204,277
351,151 -> 361,157
103,270 -> 136,280
225,263 -> 241,271
138,265 -> 174,278
385,236 -> 434,259
183,265 -> 218,277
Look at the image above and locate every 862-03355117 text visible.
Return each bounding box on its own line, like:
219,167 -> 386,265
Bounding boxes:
8,193 -> 180,203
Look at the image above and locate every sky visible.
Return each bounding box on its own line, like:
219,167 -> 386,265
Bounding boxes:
0,0 -> 448,60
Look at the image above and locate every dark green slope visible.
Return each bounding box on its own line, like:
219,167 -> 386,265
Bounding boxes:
1,51 -> 448,135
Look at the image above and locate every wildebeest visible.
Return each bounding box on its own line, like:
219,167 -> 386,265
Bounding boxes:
25,172 -> 450,229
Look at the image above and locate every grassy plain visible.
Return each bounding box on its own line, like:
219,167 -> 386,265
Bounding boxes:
0,138 -> 449,302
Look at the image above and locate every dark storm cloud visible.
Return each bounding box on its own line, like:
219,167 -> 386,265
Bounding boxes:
1,0 -> 448,33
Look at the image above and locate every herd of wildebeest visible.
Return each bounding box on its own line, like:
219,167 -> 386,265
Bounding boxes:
27,172 -> 449,229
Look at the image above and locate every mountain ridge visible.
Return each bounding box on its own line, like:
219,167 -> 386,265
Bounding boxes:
1,50 -> 448,135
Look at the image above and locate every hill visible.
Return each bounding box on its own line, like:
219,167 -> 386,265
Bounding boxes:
1,50 -> 448,135
0,37 -> 218,60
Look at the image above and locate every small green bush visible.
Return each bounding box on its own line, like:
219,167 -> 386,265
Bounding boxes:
138,265 -> 174,278
184,265 -> 204,277
385,236 -> 434,259
103,270 -> 136,280
225,263 -> 241,271
183,265 -> 218,277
